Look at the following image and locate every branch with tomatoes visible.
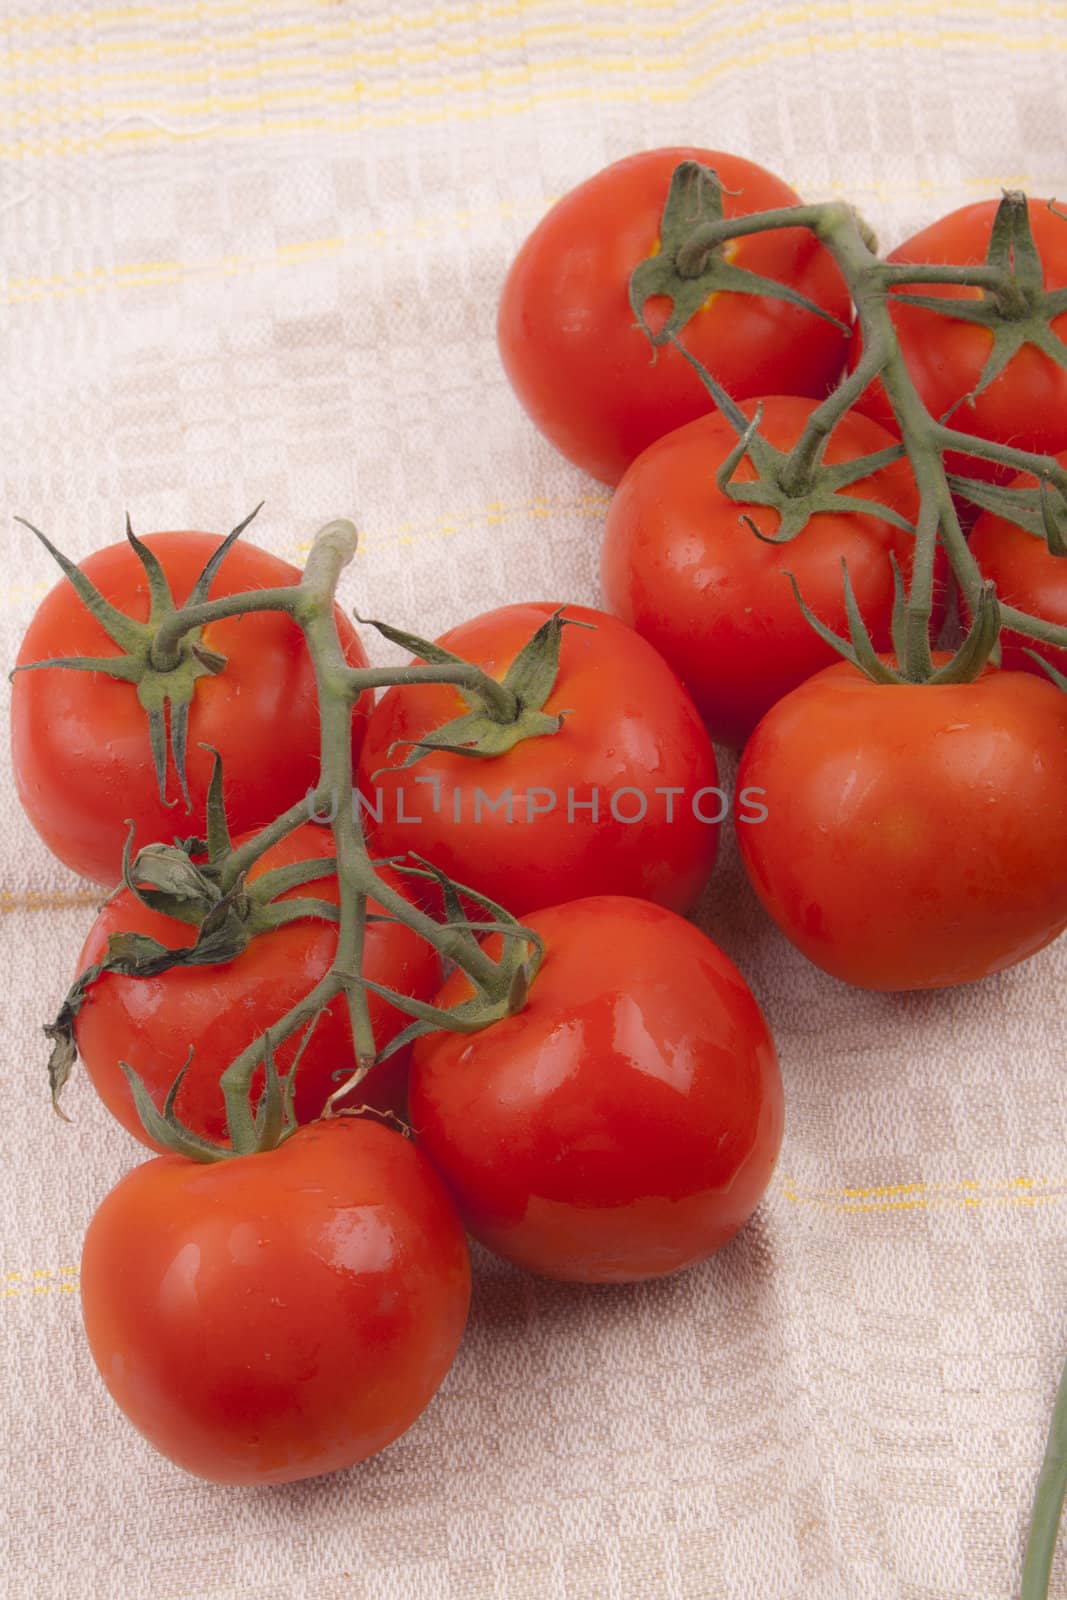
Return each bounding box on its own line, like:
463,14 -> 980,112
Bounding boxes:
10,144 -> 1067,1595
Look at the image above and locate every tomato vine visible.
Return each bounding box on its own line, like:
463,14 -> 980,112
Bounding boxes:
631,166 -> 1067,685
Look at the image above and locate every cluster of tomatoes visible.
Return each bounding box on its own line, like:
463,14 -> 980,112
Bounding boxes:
10,145 -> 1067,1491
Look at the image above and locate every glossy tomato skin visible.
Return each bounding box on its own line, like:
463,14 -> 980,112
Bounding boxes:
80,1118 -> 471,1485
851,199 -> 1067,483
498,148 -> 851,484
967,457 -> 1067,680
74,823 -> 439,1149
409,897 -> 783,1283
602,397 -> 939,747
737,662 -> 1067,990
12,531 -> 371,886
358,604 -> 719,917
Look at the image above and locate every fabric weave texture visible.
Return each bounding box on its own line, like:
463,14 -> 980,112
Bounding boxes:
2,3 -> 1066,1597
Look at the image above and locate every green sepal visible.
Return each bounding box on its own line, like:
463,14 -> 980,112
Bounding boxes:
250,1034 -> 297,1155
125,513 -> 176,615
1025,651 -> 1067,692
383,707 -> 567,770
43,961 -> 109,1118
894,192 -> 1067,406
41,802 -> 350,1118
11,653 -> 143,682
668,334 -> 914,544
354,612 -> 483,711
14,507 -> 260,808
927,583 -> 1003,684
628,160 -> 849,350
373,608 -> 586,775
123,840 -> 222,924
840,560 -> 904,681
122,1007 -> 308,1165
781,570 -> 905,685
200,744 -> 233,862
187,503 -> 263,607
946,474 -> 1067,555
888,552 -> 910,667
120,1056 -> 232,1163
501,606 -> 589,713
363,855 -> 544,1062
14,516 -> 147,653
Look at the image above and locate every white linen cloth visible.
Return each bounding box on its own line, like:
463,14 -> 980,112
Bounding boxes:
2,3 -> 1066,1596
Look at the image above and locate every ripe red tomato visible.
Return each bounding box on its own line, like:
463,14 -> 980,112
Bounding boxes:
409,897 -> 783,1283
601,396 -> 938,747
12,530 -> 370,886
966,457 -> 1067,681
358,604 -> 720,917
498,147 -> 851,484
80,1117 -> 471,1485
736,662 -> 1067,989
851,198 -> 1067,483
73,822 -> 440,1149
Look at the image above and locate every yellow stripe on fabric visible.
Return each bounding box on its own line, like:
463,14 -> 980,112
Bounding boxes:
2,27 -> 1066,160
2,0 -> 1063,55
0,165 -> 1049,309
778,1174 -> 1065,1213
3,1267 -> 80,1298
5,1174 -> 1062,1302
0,889 -> 102,913
294,494 -> 612,557
1,203 -> 544,304
2,21 -> 1065,97
0,496 -> 611,607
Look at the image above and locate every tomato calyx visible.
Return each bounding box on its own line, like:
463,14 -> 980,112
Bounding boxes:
668,335 -> 914,544
359,607 -> 590,772
629,191 -> 1067,680
784,563 -> 1003,688
41,762 -> 347,1118
628,160 -> 851,351
112,853 -> 544,1164
38,516 -> 551,1158
946,472 -> 1067,557
891,192 -> 1067,412
11,507 -> 264,808
124,1028 -> 305,1164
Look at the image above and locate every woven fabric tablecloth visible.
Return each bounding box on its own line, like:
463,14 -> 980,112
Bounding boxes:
2,3 -> 1066,1597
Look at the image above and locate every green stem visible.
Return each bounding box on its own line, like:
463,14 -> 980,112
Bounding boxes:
150,570 -> 519,719
880,261 -> 1008,290
343,661 -> 520,718
814,205 -> 943,679
1021,1348 -> 1067,1600
220,790 -> 330,891
675,202 -> 853,277
999,608 -> 1067,649
778,339 -> 888,498
216,518 -> 512,1136
934,428 -> 1067,494
667,185 -> 1067,677
219,970 -> 345,1147
150,585 -> 302,668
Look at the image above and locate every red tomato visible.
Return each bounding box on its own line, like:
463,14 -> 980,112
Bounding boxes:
498,148 -> 851,484
409,897 -> 783,1283
967,457 -> 1067,681
80,1118 -> 471,1485
12,531 -> 370,886
74,823 -> 440,1149
358,604 -> 720,917
601,396 -> 940,747
736,661 -> 1067,989
852,198 -> 1067,483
